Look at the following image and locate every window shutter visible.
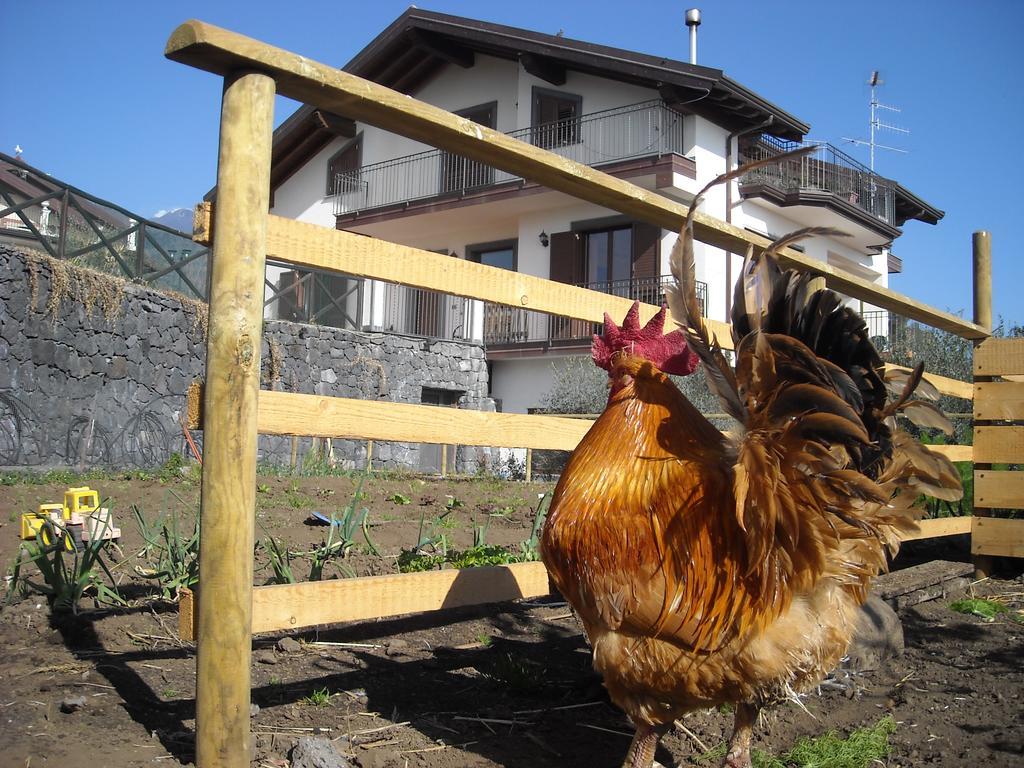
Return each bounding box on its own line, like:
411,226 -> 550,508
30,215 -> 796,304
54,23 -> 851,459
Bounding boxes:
631,222 -> 660,281
548,230 -> 582,284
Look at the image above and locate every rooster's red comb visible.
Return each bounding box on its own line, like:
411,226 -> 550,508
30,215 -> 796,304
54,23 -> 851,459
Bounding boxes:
591,302 -> 698,376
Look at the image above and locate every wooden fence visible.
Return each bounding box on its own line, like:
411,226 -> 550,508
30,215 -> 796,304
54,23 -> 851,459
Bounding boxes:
163,19 -> 1014,767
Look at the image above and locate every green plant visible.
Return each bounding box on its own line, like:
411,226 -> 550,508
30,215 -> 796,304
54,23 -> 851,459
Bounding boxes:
950,597 -> 1008,620
447,544 -> 519,568
444,495 -> 463,509
779,715 -> 896,768
133,505 -> 200,598
483,652 -> 544,694
10,519 -> 125,613
517,493 -> 550,562
397,510 -> 451,572
285,488 -> 316,509
397,550 -> 446,572
329,478 -> 380,558
695,716 -> 896,768
256,483 -> 271,494
301,687 -> 332,706
388,492 -> 411,505
261,535 -> 298,585
157,453 -> 187,483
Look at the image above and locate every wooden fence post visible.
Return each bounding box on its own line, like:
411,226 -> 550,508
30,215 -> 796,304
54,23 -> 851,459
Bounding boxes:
195,70 -> 275,768
972,230 -> 993,579
973,231 -> 992,332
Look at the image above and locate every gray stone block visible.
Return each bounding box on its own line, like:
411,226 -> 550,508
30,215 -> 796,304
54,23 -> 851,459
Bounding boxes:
844,594 -> 904,672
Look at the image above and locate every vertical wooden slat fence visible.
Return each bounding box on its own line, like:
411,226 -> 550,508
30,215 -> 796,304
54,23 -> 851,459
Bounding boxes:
162,20 -> 1004,768
972,337 -> 1024,563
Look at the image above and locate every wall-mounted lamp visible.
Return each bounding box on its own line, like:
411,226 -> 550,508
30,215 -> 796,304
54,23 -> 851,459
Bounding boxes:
538,230 -> 549,247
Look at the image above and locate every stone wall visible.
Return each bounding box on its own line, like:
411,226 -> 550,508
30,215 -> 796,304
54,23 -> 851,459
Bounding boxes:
0,245 -> 493,472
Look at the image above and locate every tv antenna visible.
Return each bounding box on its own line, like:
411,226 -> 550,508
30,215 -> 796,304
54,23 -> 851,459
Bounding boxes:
842,71 -> 909,172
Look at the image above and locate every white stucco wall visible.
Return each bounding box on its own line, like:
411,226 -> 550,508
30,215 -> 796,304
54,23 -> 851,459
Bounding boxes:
490,353 -> 590,415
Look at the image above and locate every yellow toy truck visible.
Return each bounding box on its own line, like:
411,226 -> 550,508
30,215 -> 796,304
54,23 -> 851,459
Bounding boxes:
20,486 -> 121,549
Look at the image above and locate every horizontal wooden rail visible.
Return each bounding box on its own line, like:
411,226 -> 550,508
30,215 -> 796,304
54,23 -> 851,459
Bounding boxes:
974,426 -> 1024,464
187,384 -> 969,460
168,20 -> 987,341
971,517 -> 1024,558
900,515 -> 973,541
883,364 -> 974,401
194,204 -> 734,343
974,382 -> 1024,419
975,337 -> 1024,376
178,514 -> 968,641
198,205 -> 977,403
179,561 -> 552,642
974,470 -> 1024,509
187,384 -> 591,450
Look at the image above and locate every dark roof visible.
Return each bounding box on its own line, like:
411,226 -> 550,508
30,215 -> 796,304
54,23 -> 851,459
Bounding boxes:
892,182 -> 944,226
342,8 -> 809,140
268,7 -> 811,191
268,8 -> 942,228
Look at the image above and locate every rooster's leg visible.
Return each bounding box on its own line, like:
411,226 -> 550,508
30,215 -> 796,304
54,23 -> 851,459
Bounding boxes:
621,722 -> 670,768
722,702 -> 758,768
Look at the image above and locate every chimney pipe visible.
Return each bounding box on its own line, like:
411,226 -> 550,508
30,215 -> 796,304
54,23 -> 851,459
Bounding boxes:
685,8 -> 701,65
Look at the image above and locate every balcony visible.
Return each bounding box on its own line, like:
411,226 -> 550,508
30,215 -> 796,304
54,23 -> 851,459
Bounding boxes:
739,135 -> 897,226
484,274 -> 706,347
332,100 -> 689,216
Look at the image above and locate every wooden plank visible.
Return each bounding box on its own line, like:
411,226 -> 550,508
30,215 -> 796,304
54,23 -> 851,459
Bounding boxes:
975,337 -> 1024,376
926,444 -> 973,463
971,516 -> 1024,558
256,390 -> 592,450
884,364 -> 974,401
268,212 -> 738,343
186,384 -> 971,458
186,382 -> 592,450
166,21 -> 987,342
179,562 -> 552,642
899,516 -> 973,541
974,470 -> 1024,509
974,382 -> 1024,420
973,426 -> 1024,464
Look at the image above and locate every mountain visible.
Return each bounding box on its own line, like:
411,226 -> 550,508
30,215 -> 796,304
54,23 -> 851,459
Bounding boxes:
152,207 -> 194,234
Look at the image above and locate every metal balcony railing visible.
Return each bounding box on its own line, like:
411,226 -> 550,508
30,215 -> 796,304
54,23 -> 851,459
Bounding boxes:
333,99 -> 689,215
484,274 -> 706,346
366,282 -> 478,342
740,136 -> 896,224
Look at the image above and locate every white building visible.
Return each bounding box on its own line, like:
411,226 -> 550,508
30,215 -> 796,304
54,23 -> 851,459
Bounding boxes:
264,8 -> 942,415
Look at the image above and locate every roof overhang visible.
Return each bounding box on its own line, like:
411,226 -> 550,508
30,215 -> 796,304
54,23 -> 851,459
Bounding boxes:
892,182 -> 944,226
262,7 -> 809,198
343,9 -> 809,140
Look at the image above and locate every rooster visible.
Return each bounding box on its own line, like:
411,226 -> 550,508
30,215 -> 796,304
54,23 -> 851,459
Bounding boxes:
540,158 -> 962,768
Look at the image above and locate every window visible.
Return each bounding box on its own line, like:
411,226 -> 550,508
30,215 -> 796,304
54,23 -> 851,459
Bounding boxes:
440,103 -> 496,193
531,88 -> 582,149
327,136 -> 362,196
585,227 -> 632,287
468,239 -> 517,271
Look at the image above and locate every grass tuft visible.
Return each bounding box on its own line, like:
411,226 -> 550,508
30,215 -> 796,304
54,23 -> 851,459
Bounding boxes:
950,598 -> 1008,620
695,716 -> 896,768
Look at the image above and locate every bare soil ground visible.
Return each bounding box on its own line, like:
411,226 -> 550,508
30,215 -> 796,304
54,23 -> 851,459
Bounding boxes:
0,471 -> 1021,768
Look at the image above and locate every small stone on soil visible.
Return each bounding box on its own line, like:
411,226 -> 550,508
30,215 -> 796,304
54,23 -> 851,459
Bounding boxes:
289,735 -> 351,768
60,695 -> 86,713
277,637 -> 302,653
385,638 -> 410,656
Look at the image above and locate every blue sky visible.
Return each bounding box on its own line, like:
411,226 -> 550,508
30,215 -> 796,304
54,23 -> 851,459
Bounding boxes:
3,1 -> 1021,327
